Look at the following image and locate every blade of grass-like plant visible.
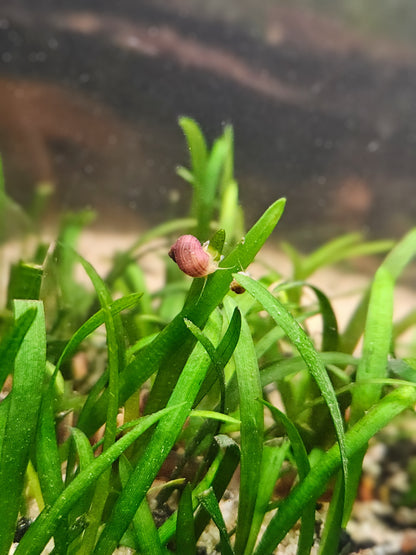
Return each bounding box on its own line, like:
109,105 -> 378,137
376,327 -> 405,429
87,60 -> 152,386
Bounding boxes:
260,352 -> 357,387
92,310 -> 240,553
119,456 -> 165,555
289,234 -> 394,281
60,293 -> 143,460
0,300 -> 46,554
71,428 -> 95,469
339,288 -> 370,355
259,401 -> 314,555
14,405 -> 182,555
67,428 -> 99,544
224,298 -> 263,555
255,313 -> 309,359
0,307 -> 37,390
318,472 -> 344,555
79,198 -> 286,438
0,396 -> 10,456
179,116 -> 230,240
244,441 -> 290,555
178,116 -> 208,187
176,483 -> 197,555
190,411 -> 240,425
74,252 -> 124,552
349,266 -> 395,422
219,179 -> 243,246
54,212 -> 95,309
7,261 -> 43,306
234,273 -> 349,504
36,388 -> 66,550
254,386 -> 416,555
272,281 -> 339,352
198,488 -> 234,555
393,309 -> 416,341
304,284 -> 338,352
185,317 -> 227,412
352,228 -> 416,418
58,293 -> 142,369
193,434 -> 240,542
345,228 -> 416,521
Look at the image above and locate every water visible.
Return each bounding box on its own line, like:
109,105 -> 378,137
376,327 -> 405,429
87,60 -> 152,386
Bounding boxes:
1,0 -> 416,245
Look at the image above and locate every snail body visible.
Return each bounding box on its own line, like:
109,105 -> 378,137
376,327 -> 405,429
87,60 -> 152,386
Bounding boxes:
168,235 -> 218,278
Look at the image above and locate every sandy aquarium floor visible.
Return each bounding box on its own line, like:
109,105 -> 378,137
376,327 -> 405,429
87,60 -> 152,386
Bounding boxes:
4,225 -> 416,555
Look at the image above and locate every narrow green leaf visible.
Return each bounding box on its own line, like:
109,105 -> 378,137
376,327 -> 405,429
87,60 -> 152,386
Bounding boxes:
57,293 -> 142,371
185,317 -> 227,412
318,473 -> 344,555
0,307 -> 37,390
119,456 -> 164,555
260,352 -> 358,387
36,385 -> 67,552
224,298 -> 263,555
36,395 -> 64,505
0,301 -> 46,554
234,273 -> 349,506
74,252 -> 123,553
260,401 -> 310,480
178,116 -> 208,185
7,261 -> 43,306
260,400 -> 315,555
193,308 -> 241,410
346,228 -> 416,521
349,267 -> 394,422
198,488 -> 234,555
197,137 -> 229,239
244,441 -> 290,555
71,428 -> 95,470
189,410 -> 240,426
176,484 -> 197,555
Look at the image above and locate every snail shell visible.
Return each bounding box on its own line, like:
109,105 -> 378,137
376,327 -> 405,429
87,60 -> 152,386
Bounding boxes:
168,235 -> 218,278
229,279 -> 245,294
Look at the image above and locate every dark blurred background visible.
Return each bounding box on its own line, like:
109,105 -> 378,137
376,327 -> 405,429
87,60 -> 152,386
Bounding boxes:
1,0 -> 416,244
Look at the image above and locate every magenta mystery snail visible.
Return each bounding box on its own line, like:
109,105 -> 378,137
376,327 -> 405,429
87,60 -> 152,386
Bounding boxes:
168,234 -> 218,278
168,234 -> 247,294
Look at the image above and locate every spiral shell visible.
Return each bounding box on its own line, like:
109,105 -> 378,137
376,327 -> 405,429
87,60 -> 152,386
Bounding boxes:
168,235 -> 218,278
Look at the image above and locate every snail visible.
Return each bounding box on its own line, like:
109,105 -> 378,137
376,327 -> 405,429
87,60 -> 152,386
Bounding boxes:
229,279 -> 246,294
168,235 -> 218,278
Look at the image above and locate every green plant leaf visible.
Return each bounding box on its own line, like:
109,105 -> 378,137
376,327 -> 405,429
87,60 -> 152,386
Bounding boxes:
224,298 -> 263,555
260,400 -> 315,555
233,273 -> 349,507
244,440 -> 291,555
0,307 -> 37,390
198,488 -> 234,555
0,300 -> 46,554
176,483 -> 197,555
